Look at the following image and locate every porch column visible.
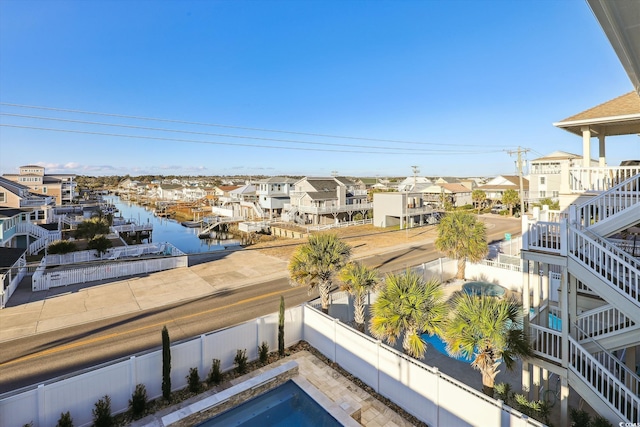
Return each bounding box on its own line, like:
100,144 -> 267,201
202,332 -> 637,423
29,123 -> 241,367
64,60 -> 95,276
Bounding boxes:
582,126 -> 592,190
581,126 -> 591,168
522,260 -> 532,397
598,134 -> 606,167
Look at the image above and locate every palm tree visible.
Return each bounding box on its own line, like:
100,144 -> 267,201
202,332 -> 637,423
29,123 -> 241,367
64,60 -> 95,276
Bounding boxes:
339,261 -> 380,332
502,189 -> 520,216
440,294 -> 533,397
288,233 -> 352,314
472,189 -> 487,214
435,211 -> 488,280
369,271 -> 447,358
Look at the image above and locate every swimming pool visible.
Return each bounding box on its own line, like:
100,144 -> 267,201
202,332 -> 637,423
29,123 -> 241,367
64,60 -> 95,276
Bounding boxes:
197,380 -> 342,427
462,281 -> 506,297
421,333 -> 473,361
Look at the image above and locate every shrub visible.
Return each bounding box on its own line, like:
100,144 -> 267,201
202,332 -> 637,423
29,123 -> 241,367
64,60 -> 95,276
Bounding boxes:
278,296 -> 285,356
162,326 -> 172,401
187,367 -> 201,393
259,341 -> 269,365
87,236 -> 113,257
56,411 -> 73,427
128,384 -> 148,419
208,359 -> 222,384
234,349 -> 248,374
591,416 -> 613,427
92,395 -> 113,427
47,240 -> 78,254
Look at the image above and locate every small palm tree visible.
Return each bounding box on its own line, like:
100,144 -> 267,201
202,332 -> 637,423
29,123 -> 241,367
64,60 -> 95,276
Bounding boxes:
472,189 -> 487,214
369,271 -> 446,358
441,294 -> 533,397
435,211 -> 488,280
339,261 -> 380,332
502,189 -> 520,216
289,233 -> 352,314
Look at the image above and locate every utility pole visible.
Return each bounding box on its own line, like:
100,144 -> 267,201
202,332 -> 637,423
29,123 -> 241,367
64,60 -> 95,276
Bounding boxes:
506,147 -> 530,216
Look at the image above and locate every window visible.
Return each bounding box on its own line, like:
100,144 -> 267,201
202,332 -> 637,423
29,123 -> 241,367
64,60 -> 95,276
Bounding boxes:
0,192 -> 5,202
552,191 -> 559,198
42,187 -> 47,193
540,177 -> 546,185
539,191 -> 546,198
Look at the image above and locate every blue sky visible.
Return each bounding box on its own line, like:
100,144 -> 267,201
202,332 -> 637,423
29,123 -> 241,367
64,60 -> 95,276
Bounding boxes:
0,0 -> 638,178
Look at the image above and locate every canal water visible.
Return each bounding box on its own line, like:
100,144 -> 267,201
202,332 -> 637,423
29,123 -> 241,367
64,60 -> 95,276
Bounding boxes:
104,196 -> 241,254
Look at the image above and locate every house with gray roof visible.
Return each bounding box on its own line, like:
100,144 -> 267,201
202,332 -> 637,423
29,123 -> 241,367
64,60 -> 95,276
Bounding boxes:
285,177 -> 370,225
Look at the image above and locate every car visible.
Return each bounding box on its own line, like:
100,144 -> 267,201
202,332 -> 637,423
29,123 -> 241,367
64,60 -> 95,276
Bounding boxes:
491,205 -> 506,214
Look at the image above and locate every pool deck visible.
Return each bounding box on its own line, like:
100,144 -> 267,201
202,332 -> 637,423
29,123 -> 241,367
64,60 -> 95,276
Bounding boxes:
132,350 -> 417,427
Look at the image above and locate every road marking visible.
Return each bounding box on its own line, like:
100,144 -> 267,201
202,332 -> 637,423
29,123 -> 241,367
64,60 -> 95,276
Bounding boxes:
0,287 -> 300,367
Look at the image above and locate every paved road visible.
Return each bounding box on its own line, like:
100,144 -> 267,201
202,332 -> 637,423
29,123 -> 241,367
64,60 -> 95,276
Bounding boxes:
0,217 -> 520,394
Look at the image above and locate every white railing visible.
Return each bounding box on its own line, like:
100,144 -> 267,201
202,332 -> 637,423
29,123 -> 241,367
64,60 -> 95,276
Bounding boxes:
572,173 -> 640,229
295,202 -> 373,215
521,217 -> 566,255
0,257 -> 26,309
592,351 -> 640,396
32,255 -> 188,291
15,222 -> 49,239
529,324 -> 562,364
479,258 -> 521,271
570,165 -> 640,193
568,336 -> 640,422
576,305 -> 636,341
569,228 -> 640,307
305,219 -> 373,232
577,280 -> 598,296
110,223 -> 153,233
607,238 -> 640,259
44,243 -> 177,266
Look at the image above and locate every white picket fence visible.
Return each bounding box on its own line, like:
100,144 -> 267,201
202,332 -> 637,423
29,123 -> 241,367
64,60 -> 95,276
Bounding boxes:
1,304 -> 544,427
32,244 -> 187,291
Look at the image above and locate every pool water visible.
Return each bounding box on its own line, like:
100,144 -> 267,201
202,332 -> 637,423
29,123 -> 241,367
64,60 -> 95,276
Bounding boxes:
421,333 -> 472,361
197,380 -> 341,427
462,281 -> 506,298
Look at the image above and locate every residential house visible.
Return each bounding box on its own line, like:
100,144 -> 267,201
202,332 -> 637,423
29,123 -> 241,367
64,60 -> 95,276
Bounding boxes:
0,177 -> 55,222
527,151 -> 595,207
155,184 -> 185,201
417,183 -> 473,208
477,175 -> 529,205
285,177 -> 370,225
372,192 -> 437,228
520,2 -> 640,424
396,176 -> 432,192
3,165 -> 77,205
256,177 -> 296,218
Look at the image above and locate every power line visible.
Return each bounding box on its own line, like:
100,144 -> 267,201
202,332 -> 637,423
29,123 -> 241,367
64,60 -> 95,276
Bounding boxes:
0,124 -> 503,155
0,102 -> 515,148
0,113 -> 500,153
0,123 -> 503,155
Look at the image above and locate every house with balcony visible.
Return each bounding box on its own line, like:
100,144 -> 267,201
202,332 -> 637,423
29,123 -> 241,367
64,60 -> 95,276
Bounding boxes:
527,151 -> 592,207
0,177 -> 55,223
372,192 -> 438,228
3,165 -> 77,205
416,183 -> 473,209
256,177 -> 296,218
284,177 -> 370,225
477,175 -> 529,206
519,2 -> 640,424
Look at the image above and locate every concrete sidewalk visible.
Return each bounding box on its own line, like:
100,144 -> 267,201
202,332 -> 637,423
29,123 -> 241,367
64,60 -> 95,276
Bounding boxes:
0,250 -> 290,342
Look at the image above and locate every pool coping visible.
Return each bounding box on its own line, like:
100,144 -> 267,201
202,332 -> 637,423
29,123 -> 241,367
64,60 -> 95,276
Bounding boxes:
156,360 -> 361,427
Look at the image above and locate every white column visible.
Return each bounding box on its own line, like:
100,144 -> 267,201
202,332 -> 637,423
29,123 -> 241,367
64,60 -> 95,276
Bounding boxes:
581,126 -> 592,167
582,126 -> 592,190
598,134 -> 606,167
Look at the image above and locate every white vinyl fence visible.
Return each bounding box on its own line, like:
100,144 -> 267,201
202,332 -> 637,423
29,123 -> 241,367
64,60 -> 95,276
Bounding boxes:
32,244 -> 187,291
1,303 -> 544,427
0,307 -> 304,427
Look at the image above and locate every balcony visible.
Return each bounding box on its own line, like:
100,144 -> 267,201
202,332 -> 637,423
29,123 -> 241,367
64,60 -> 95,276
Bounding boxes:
570,165 -> 640,193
